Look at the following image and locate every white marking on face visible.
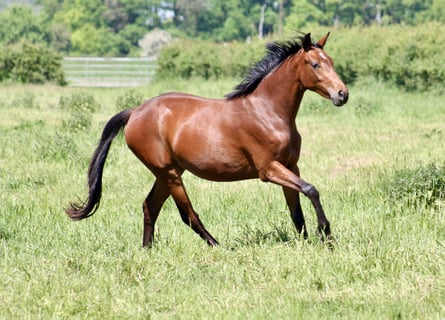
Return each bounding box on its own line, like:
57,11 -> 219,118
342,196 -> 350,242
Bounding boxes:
318,52 -> 327,61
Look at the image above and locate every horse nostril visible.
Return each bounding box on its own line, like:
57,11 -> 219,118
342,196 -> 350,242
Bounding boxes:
338,89 -> 348,103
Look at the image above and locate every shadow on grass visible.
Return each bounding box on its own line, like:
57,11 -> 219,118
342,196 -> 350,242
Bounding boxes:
228,223 -> 337,250
229,223 -> 297,249
0,229 -> 11,240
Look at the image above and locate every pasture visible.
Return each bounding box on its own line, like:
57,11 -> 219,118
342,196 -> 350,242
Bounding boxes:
0,78 -> 444,319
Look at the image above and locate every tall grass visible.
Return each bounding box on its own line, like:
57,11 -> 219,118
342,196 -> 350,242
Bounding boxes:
0,79 -> 444,319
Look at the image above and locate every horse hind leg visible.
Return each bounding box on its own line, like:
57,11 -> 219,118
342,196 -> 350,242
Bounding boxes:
283,187 -> 308,239
166,168 -> 219,246
142,180 -> 170,247
283,165 -> 308,239
176,205 -> 219,246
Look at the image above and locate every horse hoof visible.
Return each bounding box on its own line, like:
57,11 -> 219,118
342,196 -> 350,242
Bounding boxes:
207,238 -> 219,247
318,234 -> 334,251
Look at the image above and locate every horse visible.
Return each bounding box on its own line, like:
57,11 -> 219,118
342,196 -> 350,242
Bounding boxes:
66,32 -> 349,247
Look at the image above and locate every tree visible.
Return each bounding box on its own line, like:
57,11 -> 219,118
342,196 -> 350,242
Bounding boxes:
4,0 -> 444,57
197,0 -> 286,41
379,0 -> 430,24
425,0 -> 445,22
37,0 -> 64,21
51,0 -> 103,30
0,5 -> 46,45
70,24 -> 129,56
285,0 -> 325,30
103,0 -> 129,32
175,0 -> 210,36
321,0 -> 365,27
47,23 -> 71,52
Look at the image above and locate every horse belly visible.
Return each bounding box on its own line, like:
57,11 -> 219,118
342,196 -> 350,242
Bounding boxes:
185,159 -> 257,181
174,137 -> 257,181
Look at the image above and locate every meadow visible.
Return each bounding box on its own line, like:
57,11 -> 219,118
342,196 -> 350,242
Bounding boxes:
0,78 -> 444,319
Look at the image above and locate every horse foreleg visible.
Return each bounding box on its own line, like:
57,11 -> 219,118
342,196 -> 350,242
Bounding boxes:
264,161 -> 331,241
142,180 -> 170,247
166,169 -> 219,246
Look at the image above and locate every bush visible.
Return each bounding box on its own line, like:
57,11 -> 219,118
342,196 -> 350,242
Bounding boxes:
0,42 -> 66,85
59,93 -> 100,113
382,163 -> 445,209
59,93 -> 100,131
115,90 -> 144,111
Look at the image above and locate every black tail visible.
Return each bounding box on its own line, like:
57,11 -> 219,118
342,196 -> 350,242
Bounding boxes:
66,109 -> 133,220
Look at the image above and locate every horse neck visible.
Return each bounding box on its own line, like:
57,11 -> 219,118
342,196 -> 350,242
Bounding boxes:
252,56 -> 306,123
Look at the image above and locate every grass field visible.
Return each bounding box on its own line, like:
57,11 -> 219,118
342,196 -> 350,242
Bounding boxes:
0,78 -> 444,319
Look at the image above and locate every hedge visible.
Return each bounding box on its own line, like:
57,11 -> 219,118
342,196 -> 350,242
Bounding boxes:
156,39 -> 265,81
157,23 -> 445,92
0,42 -> 65,85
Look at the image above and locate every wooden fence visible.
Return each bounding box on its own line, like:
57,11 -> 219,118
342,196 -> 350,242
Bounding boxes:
63,57 -> 156,87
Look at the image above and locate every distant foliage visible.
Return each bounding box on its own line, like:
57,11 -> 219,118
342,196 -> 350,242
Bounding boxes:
382,163 -> 445,209
0,42 -> 65,85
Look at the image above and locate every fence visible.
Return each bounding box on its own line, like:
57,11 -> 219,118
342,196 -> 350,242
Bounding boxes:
63,57 -> 156,87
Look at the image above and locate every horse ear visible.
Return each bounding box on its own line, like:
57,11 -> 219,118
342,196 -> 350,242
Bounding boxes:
316,32 -> 330,49
302,33 -> 312,51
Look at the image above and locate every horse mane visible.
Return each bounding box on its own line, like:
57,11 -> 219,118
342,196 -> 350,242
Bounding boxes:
225,34 -> 308,100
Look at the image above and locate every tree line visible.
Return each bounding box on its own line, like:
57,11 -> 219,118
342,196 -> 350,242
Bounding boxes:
0,0 -> 444,56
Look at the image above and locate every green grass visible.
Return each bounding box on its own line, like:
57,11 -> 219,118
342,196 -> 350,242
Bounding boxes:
0,79 -> 444,319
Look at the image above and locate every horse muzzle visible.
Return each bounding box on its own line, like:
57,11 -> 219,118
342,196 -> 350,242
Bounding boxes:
331,89 -> 349,107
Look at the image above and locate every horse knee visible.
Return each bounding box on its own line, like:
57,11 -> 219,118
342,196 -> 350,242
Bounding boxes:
301,183 -> 319,199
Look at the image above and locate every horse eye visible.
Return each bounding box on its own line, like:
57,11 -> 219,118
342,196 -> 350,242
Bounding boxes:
311,62 -> 320,69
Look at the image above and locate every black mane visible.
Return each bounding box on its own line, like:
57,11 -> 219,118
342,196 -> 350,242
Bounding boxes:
225,35 -> 308,100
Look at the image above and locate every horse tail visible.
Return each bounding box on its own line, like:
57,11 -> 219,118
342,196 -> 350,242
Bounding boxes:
66,109 -> 133,220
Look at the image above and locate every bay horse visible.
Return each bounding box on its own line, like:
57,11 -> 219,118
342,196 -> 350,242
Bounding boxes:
66,33 -> 349,247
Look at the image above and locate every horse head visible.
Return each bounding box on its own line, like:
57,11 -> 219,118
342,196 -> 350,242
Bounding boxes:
298,33 -> 349,107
